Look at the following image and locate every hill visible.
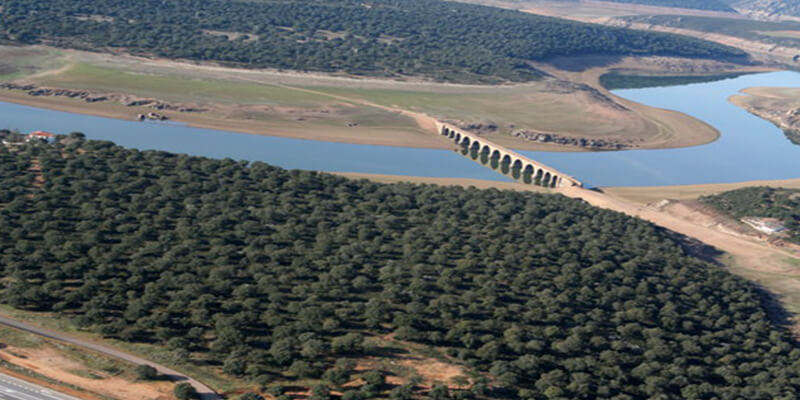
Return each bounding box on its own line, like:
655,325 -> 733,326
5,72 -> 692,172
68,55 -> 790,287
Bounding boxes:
0,0 -> 746,83
2,134 -> 800,398
578,0 -> 735,12
701,186 -> 800,244
724,0 -> 800,21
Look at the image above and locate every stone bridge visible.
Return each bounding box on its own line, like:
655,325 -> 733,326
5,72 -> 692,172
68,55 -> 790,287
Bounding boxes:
437,122 -> 582,188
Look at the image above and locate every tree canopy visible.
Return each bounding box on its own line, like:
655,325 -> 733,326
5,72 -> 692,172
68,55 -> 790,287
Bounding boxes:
1,136 -> 799,398
0,0 -> 747,83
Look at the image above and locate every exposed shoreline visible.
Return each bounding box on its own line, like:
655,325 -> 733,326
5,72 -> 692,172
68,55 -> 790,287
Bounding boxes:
729,86 -> 800,145
336,172 -> 800,197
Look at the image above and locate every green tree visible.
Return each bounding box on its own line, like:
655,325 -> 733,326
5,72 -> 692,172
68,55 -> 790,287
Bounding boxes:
134,364 -> 159,381
173,383 -> 198,400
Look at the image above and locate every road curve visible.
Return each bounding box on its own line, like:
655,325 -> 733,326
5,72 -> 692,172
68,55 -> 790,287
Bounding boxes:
0,315 -> 222,400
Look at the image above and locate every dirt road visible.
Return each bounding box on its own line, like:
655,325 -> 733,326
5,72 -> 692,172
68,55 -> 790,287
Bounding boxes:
559,186 -> 800,300
0,315 -> 221,400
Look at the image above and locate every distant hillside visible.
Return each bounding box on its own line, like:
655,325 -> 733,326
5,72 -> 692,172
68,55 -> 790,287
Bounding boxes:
724,0 -> 800,20
0,0 -> 747,83
586,0 -> 736,12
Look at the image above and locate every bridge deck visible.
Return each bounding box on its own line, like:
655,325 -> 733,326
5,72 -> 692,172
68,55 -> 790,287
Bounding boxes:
436,122 -> 583,188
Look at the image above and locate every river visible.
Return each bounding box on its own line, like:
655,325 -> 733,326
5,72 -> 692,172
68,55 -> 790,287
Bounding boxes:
1,71 -> 798,187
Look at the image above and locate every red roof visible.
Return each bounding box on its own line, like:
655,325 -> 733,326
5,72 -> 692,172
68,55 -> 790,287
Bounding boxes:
30,131 -> 55,138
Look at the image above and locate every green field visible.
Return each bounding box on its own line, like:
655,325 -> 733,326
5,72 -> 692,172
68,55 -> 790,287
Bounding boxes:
0,47 -> 65,81
39,64 -> 335,106
27,61 -> 637,139
306,84 -> 622,136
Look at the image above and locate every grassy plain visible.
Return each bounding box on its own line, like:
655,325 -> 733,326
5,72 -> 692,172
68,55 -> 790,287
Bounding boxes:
39,63 -> 331,106
0,47 -> 65,80
308,83 -> 624,134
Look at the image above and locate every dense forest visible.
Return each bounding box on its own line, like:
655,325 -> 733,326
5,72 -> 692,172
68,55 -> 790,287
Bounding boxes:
0,0 -> 747,83
2,133 -> 800,399
701,187 -> 800,243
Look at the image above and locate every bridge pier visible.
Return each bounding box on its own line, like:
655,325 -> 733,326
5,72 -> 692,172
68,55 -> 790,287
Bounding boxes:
437,122 -> 582,188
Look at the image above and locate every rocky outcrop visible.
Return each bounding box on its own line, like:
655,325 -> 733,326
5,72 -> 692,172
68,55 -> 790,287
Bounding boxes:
442,121 -> 499,135
123,98 -> 205,113
444,118 -> 631,150
512,130 -> 632,150
136,112 -> 169,121
0,83 -> 206,113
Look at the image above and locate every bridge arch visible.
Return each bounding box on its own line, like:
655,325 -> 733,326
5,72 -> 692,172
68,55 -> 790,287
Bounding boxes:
511,159 -> 523,179
435,122 -> 582,188
523,164 -> 534,184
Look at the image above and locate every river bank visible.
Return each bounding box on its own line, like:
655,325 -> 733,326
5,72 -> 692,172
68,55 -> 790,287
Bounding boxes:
338,172 -> 800,198
730,86 -> 800,144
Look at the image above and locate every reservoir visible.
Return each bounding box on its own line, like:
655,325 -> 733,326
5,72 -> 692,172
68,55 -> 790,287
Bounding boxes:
524,70 -> 800,186
1,71 -> 799,187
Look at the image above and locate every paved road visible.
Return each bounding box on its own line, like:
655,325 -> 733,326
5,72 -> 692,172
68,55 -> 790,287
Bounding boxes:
0,373 -> 81,400
0,315 -> 222,400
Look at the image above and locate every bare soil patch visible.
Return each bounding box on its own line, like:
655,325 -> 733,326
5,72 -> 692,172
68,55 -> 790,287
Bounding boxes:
0,344 -> 172,400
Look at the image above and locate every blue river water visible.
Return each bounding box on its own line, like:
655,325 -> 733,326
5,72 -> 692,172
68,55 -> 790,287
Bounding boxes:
0,102 -> 508,182
1,70 -> 798,187
522,70 -> 800,187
